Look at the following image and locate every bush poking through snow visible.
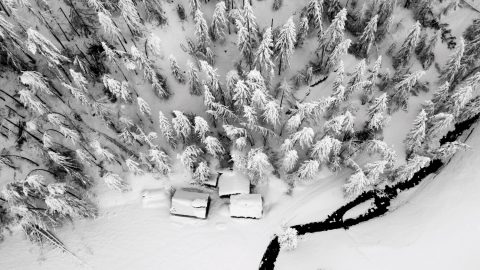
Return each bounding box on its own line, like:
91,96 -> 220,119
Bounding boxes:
278,227 -> 298,251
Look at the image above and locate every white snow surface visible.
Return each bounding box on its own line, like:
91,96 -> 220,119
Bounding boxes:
230,194 -> 263,219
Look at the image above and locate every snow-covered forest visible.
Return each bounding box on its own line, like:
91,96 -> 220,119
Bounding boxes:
0,0 -> 479,269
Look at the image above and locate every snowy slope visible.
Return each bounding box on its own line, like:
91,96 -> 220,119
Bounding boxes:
276,125 -> 480,270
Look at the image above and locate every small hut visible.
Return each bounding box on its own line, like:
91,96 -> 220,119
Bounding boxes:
203,172 -> 221,188
218,171 -> 250,197
170,190 -> 210,219
230,194 -> 263,219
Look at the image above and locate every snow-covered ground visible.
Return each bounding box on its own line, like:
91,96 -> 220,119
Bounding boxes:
1,123 -> 479,270
1,0 -> 480,269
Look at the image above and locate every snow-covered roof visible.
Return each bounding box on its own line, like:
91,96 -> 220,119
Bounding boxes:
230,194 -> 263,219
170,190 -> 210,219
203,172 -> 220,187
218,171 -> 250,197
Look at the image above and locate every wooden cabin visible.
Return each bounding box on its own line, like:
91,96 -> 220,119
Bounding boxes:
170,190 -> 210,219
218,171 -> 250,197
230,194 -> 263,219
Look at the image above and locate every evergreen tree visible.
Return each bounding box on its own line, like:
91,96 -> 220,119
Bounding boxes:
172,110 -> 192,140
148,148 -> 171,175
158,111 -> 176,148
282,149 -> 298,172
26,28 -> 68,66
366,93 -> 389,131
355,15 -> 378,57
311,135 -> 341,164
137,97 -> 152,117
254,27 -> 275,77
211,2 -> 228,42
444,85 -> 472,117
246,148 -> 272,184
194,116 -> 209,139
242,1 -> 258,46
236,19 -> 254,67
262,100 -> 280,126
458,96 -> 480,123
169,55 -> 186,84
232,79 -> 251,107
395,155 -> 430,182
119,0 -> 143,36
439,38 -> 465,85
405,109 -> 427,156
393,21 -> 422,68
275,17 -> 296,75
187,61 -> 202,95
415,31 -> 437,69
390,70 -> 425,111
431,81 -> 450,113
291,127 -> 314,149
344,168 -> 370,198
193,162 -> 211,184
345,59 -> 367,99
98,11 -> 120,40
305,0 -> 323,32
189,0 -> 201,18
179,145 -> 203,171
426,112 -> 454,141
325,39 -> 351,71
203,136 -> 224,157
362,55 -> 382,103
194,9 -> 210,51
316,8 -> 347,62
296,159 -> 319,181
296,16 -> 309,48
432,141 -> 469,161
364,160 -> 388,184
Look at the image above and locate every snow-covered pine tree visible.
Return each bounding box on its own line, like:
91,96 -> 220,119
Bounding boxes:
344,167 -> 371,198
126,158 -> 145,175
193,161 -> 211,184
246,148 -> 272,184
203,136 -> 224,157
19,89 -> 48,115
355,15 -> 378,57
296,159 -> 319,181
169,55 -> 186,84
179,145 -> 203,171
194,9 -> 210,51
262,100 -> 280,126
102,172 -> 129,191
187,61 -> 202,95
439,38 -> 465,84
325,38 -> 351,71
254,27 -> 275,78
316,8 -> 347,63
426,112 -> 454,142
232,79 -> 251,107
431,81 -> 450,113
20,71 -> 53,95
444,85 -> 472,117
242,1 -> 258,46
158,111 -> 177,148
395,155 -> 430,182
146,33 -> 163,56
148,148 -> 171,175
291,127 -> 314,149
26,28 -> 68,66
305,0 -> 323,32
275,17 -> 296,75
405,109 -> 427,156
366,93 -> 389,131
235,19 -> 254,68
194,116 -> 209,139
296,16 -> 309,48
282,149 -> 298,173
119,0 -> 143,37
345,59 -> 367,100
172,110 -> 192,140
362,55 -> 382,104
98,11 -> 120,40
364,160 -> 388,185
189,0 -> 201,18
415,31 -> 438,69
393,21 -> 422,68
211,1 -> 228,42
390,70 -> 425,111
137,97 -> 151,117
278,78 -> 293,108
310,135 -> 341,164
458,96 -> 480,123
